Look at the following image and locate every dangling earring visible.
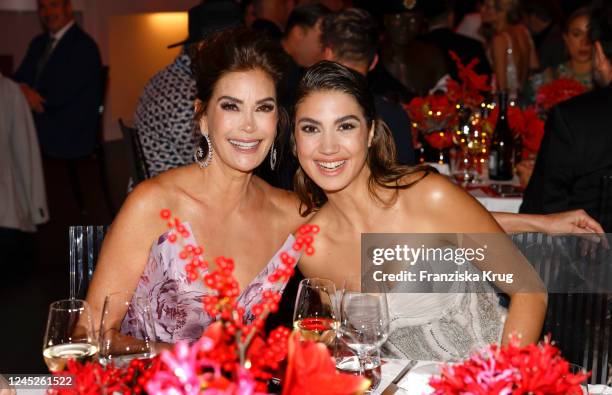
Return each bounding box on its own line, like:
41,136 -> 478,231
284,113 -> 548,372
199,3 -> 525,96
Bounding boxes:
194,133 -> 213,168
270,141 -> 277,170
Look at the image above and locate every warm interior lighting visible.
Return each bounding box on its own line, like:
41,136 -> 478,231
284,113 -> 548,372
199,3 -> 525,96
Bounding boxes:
146,12 -> 188,29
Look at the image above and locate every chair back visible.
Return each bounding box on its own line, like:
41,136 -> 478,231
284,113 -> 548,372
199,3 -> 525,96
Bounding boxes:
69,225 -> 108,300
512,233 -> 612,384
119,118 -> 150,184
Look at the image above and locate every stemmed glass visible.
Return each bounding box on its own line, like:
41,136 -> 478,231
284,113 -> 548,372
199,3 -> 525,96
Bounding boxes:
42,299 -> 98,372
98,291 -> 157,367
293,278 -> 339,347
336,275 -> 389,389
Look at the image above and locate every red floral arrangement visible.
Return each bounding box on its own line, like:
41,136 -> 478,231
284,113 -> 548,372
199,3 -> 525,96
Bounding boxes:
405,94 -> 459,137
446,51 -> 491,109
49,210 -> 369,395
424,131 -> 455,150
536,78 -> 587,112
405,51 -> 490,151
429,337 -> 590,394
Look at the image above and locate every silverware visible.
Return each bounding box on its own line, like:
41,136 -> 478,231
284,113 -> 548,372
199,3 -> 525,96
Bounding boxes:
380,360 -> 418,394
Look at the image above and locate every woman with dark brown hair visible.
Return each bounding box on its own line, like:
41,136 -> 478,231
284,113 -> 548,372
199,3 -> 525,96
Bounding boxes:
291,61 -> 548,361
85,28 -> 305,343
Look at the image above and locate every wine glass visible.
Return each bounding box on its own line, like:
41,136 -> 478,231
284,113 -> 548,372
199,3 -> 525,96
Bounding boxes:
337,275 -> 389,382
42,299 -> 98,372
98,291 -> 157,367
293,278 -> 339,346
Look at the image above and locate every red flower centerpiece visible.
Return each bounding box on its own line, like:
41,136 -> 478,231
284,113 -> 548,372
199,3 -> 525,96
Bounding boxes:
49,210 -> 369,395
536,78 -> 588,112
429,336 -> 590,394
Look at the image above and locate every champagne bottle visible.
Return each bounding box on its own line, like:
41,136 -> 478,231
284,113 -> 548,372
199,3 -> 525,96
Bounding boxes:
488,91 -> 514,180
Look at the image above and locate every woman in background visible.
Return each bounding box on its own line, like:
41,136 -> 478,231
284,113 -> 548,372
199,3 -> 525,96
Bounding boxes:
529,8 -> 594,95
481,0 -> 539,98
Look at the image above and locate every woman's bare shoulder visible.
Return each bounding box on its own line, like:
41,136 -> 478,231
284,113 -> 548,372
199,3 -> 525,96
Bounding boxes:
399,172 -> 502,232
117,168 -> 194,229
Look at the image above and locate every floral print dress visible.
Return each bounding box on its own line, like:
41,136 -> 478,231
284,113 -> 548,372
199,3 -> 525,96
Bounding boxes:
120,222 -> 299,343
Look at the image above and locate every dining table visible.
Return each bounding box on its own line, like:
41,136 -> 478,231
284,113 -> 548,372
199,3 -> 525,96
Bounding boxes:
375,359 -> 612,395
428,162 -> 524,214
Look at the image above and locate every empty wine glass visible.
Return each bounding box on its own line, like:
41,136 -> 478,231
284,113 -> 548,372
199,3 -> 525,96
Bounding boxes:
42,299 -> 98,372
98,291 -> 157,367
293,278 -> 339,346
337,275 -> 389,383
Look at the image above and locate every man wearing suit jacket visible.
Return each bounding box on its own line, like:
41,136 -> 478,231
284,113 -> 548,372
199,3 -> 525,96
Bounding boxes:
419,0 -> 492,81
520,2 -> 612,231
14,0 -> 101,159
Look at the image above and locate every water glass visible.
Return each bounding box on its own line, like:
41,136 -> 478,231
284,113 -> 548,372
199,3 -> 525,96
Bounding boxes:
98,291 -> 157,366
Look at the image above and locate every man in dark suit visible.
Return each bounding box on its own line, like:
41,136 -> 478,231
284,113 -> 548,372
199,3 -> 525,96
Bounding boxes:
520,2 -> 612,231
321,8 -> 415,165
418,0 -> 491,81
14,0 -> 101,159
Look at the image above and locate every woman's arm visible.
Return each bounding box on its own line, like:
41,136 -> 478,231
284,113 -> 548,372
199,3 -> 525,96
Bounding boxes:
85,180 -> 169,330
419,174 -> 547,345
492,210 -> 605,236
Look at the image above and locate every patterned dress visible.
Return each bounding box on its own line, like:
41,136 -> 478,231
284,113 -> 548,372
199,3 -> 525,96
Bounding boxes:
133,52 -> 196,178
121,223 -> 299,343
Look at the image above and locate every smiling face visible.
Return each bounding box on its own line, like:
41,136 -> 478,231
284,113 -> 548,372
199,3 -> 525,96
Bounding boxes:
200,69 -> 278,173
294,90 -> 373,193
564,15 -> 592,64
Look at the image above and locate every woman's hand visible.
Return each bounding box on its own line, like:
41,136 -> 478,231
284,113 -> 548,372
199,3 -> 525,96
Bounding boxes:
541,209 -> 605,235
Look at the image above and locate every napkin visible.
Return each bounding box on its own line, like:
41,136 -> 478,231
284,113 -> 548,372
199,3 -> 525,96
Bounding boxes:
397,361 -> 439,394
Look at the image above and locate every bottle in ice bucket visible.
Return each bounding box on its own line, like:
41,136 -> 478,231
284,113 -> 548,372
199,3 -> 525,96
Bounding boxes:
488,91 -> 514,181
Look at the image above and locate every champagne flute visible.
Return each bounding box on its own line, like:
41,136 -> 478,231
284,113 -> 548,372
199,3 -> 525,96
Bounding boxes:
99,291 -> 157,367
293,278 -> 339,346
42,299 -> 98,372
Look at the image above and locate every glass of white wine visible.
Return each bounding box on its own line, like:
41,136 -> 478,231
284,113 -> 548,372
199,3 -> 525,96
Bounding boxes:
293,278 -> 339,347
98,291 -> 157,367
42,299 -> 98,372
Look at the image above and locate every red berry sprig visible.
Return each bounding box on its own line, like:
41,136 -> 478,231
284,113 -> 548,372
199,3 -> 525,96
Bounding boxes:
157,209 -> 321,388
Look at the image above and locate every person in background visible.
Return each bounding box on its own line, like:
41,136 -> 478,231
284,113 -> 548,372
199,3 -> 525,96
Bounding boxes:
320,8 -> 414,165
522,0 -> 565,71
134,1 -> 242,179
480,0 -> 539,99
456,0 -> 485,42
519,8 -> 594,187
530,8 -> 594,93
377,0 -> 448,96
419,0 -> 492,82
281,4 -> 330,69
14,0 -> 101,160
13,0 -> 101,218
250,0 -> 295,39
255,4 -> 331,190
0,73 -> 49,278
520,2 -> 612,232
